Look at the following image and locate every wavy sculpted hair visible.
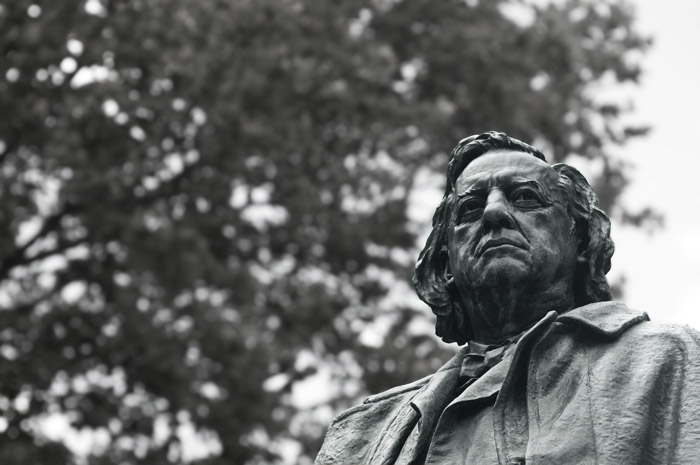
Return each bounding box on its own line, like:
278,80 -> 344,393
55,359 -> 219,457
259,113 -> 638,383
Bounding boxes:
412,131 -> 615,344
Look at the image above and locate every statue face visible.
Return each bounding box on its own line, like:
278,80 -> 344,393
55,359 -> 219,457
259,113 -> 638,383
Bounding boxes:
447,150 -> 578,296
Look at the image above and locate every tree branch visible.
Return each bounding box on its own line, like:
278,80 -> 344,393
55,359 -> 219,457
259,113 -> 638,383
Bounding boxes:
0,203 -> 81,281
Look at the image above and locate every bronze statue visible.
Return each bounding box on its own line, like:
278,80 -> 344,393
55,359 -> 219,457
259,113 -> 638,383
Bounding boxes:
316,132 -> 700,464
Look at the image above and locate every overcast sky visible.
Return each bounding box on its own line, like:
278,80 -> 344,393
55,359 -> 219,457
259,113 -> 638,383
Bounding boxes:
606,0 -> 700,327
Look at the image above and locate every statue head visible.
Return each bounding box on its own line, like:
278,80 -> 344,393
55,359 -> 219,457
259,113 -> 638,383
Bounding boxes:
413,131 -> 614,344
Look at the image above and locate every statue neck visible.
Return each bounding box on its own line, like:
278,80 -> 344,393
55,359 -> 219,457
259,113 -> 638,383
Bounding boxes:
462,279 -> 575,345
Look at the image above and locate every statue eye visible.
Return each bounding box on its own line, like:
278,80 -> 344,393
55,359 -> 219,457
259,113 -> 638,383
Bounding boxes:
457,197 -> 484,223
512,189 -> 541,205
463,198 -> 484,211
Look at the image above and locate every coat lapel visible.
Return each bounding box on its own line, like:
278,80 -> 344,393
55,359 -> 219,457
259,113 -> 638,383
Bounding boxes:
408,350 -> 465,461
493,310 -> 559,465
364,347 -> 466,464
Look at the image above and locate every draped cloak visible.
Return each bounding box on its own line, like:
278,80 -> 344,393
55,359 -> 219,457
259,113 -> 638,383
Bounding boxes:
315,301 -> 700,464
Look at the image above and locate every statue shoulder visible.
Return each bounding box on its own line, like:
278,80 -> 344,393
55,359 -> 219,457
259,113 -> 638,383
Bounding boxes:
577,317 -> 700,369
363,373 -> 433,404
622,319 -> 700,351
316,374 -> 431,464
325,373 -> 432,428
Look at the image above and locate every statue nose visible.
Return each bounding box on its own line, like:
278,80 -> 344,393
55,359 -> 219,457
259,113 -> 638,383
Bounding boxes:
482,191 -> 516,230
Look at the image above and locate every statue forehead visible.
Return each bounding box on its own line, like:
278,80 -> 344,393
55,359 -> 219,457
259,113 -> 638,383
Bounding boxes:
455,150 -> 557,194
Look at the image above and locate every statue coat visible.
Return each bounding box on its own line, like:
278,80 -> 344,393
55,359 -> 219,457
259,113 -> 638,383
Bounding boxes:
315,302 -> 700,464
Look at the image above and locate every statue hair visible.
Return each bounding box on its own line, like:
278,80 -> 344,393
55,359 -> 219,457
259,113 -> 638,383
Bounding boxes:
412,131 -> 614,345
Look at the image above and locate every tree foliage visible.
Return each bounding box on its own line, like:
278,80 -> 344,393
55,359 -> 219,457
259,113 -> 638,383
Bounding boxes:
0,0 -> 649,463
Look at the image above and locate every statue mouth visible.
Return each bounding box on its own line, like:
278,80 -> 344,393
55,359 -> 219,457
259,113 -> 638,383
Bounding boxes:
477,237 -> 528,256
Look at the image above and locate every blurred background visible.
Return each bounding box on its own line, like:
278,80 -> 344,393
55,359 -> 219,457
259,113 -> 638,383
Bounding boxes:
0,0 -> 697,463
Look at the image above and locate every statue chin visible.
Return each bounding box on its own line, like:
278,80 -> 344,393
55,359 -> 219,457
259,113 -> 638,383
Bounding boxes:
465,255 -> 532,292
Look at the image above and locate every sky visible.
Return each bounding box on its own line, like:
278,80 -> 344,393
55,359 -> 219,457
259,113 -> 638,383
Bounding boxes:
605,0 -> 700,328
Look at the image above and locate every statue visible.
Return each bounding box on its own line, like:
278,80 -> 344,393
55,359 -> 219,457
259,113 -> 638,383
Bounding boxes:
315,132 -> 700,464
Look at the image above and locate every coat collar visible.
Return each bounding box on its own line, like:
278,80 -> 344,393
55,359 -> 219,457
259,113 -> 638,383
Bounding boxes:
408,345 -> 466,420
401,311 -> 558,463
366,301 -> 648,464
410,301 -> 647,417
556,301 -> 649,338
409,310 -> 560,418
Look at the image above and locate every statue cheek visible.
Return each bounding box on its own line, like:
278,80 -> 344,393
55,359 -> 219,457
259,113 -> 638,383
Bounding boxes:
529,209 -> 558,225
529,211 -> 571,241
451,242 -> 469,263
450,227 -> 475,249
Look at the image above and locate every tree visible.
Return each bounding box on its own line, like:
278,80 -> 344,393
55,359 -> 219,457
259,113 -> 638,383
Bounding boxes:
0,0 -> 650,463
